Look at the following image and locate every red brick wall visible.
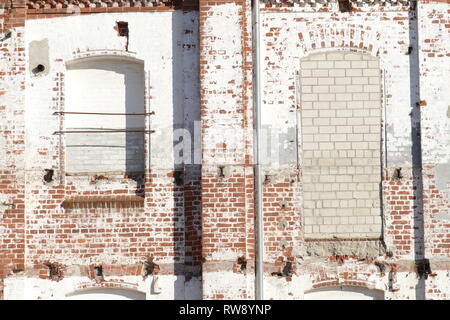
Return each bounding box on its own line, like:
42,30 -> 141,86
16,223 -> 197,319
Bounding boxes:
262,172 -> 303,263
23,168 -> 202,279
199,0 -> 256,299
0,0 -> 26,284
384,170 -> 416,258
20,56 -> 198,276
1,1 -> 203,291
423,166 -> 450,257
1,0 -> 449,300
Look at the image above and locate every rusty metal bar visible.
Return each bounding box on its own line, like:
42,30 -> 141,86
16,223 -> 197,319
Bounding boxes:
53,111 -> 155,116
54,130 -> 156,134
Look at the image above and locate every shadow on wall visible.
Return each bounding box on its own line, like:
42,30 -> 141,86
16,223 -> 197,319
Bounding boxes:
171,12 -> 202,300
408,1 -> 426,300
125,60 -> 146,175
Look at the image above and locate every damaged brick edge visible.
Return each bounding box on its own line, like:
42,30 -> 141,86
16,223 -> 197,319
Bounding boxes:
43,261 -> 66,282
87,264 -> 105,283
141,256 -> 160,279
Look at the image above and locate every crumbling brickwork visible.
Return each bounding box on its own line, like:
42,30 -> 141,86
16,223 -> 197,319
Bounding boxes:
0,0 -> 449,300
0,0 -> 26,285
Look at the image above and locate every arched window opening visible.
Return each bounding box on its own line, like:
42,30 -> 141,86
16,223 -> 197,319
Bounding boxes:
65,57 -> 145,175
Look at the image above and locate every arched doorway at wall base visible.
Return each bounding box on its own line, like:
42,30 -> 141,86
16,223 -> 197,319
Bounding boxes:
66,288 -> 146,300
304,285 -> 384,300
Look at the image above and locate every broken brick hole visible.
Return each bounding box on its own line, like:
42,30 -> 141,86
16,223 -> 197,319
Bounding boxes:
93,174 -> 107,181
282,261 -> 293,277
43,169 -> 54,183
416,259 -> 432,279
94,265 -> 104,282
174,170 -> 184,186
143,257 -> 160,278
116,21 -> 129,37
32,64 -> 45,75
375,261 -> 387,276
218,166 -> 225,178
43,261 -> 64,282
393,168 -> 403,180
237,256 -> 247,272
1,31 -> 11,41
12,269 -> 24,274
338,0 -> 352,13
94,265 -> 102,276
418,100 -> 427,107
115,21 -> 129,51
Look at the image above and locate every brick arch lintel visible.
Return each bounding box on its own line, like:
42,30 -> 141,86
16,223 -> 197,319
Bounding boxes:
308,278 -> 385,292
296,24 -> 387,65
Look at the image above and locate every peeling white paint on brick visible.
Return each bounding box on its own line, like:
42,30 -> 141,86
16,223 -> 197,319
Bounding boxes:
1,0 -> 450,301
4,275 -> 202,300
201,3 -> 247,165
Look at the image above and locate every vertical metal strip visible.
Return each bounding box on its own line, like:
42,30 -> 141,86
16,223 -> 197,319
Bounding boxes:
252,0 -> 264,300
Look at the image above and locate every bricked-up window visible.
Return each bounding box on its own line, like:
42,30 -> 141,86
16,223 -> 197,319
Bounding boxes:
300,51 -> 382,239
65,57 -> 145,174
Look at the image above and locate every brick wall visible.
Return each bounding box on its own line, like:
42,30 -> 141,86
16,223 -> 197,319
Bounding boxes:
260,3 -> 415,260
419,1 -> 450,299
199,0 -> 256,299
0,0 -> 449,300
0,0 -> 26,285
1,8 -> 203,299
